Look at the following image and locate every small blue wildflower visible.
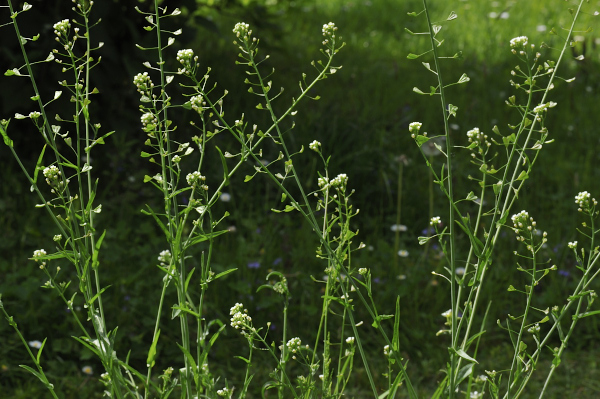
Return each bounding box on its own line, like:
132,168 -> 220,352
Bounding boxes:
558,270 -> 570,277
247,261 -> 260,269
272,257 -> 282,266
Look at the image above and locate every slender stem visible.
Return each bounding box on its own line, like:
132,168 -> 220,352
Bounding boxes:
422,1 -> 458,396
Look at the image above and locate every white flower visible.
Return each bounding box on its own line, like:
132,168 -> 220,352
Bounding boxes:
309,140 -> 321,152
220,192 -> 231,202
217,387 -> 231,397
53,19 -> 71,37
330,174 -> 348,189
398,249 -> 409,257
358,268 -> 368,275
383,344 -> 391,357
510,36 -> 528,49
233,22 -> 251,39
568,241 -> 578,249
158,249 -> 172,265
28,340 -> 42,349
229,303 -> 252,330
82,365 -> 93,375
32,249 -> 47,259
575,191 -> 597,211
286,337 -> 302,353
430,216 -> 441,226
390,224 -> 407,232
455,267 -> 465,276
409,122 -> 422,134
345,337 -> 355,345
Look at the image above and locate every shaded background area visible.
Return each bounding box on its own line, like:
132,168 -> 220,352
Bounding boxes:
2,0 -> 600,397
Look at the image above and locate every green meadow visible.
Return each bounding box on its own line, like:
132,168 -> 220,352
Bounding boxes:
1,0 -> 600,397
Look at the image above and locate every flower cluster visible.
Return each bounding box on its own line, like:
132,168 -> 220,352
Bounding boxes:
430,216 -> 441,226
322,22 -> 338,46
176,49 -> 198,74
43,165 -> 61,186
409,122 -> 422,138
230,303 -> 252,331
217,387 -> 232,397
568,241 -> 578,249
466,127 -> 491,154
509,36 -> 528,49
186,171 -> 207,191
575,191 -> 597,212
158,249 -> 171,266
286,337 -> 302,354
330,173 -> 348,190
133,72 -> 154,94
140,112 -> 157,131
527,323 -> 540,334
317,177 -> 329,189
309,140 -> 321,152
345,336 -> 355,345
189,95 -> 206,114
29,111 -> 41,120
511,210 -> 547,250
53,19 -> 71,38
511,210 -> 533,232
383,344 -> 391,357
233,22 -> 251,40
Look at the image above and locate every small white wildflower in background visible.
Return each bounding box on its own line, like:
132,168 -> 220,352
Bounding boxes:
537,25 -> 547,32
217,387 -> 232,397
568,241 -> 578,249
455,267 -> 465,276
81,365 -> 93,375
220,192 -> 231,202
286,337 -> 302,353
488,12 -> 498,18
28,340 -> 42,349
430,216 -> 441,226
500,12 -> 509,19
409,121 -> 422,137
398,249 -> 409,257
471,391 -> 483,399
158,249 -> 171,266
345,337 -> 355,345
441,309 -> 452,318
309,140 -> 321,152
390,224 -> 407,232
510,36 -> 528,49
53,234 -> 62,242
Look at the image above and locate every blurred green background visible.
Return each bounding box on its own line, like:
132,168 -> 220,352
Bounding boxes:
2,0 -> 600,397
